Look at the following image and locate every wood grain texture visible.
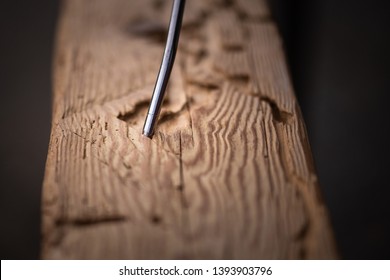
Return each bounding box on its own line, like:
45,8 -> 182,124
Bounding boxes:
42,0 -> 337,259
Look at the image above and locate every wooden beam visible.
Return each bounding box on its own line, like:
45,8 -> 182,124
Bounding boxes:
42,0 -> 337,259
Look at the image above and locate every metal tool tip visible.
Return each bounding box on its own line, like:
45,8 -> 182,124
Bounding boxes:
142,129 -> 154,139
143,113 -> 155,138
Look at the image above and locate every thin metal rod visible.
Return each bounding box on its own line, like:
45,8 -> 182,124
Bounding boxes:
142,0 -> 186,138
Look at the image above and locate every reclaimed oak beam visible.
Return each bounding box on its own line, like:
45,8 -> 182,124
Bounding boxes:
42,0 -> 337,259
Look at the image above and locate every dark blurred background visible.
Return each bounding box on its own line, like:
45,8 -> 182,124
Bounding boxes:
0,0 -> 389,259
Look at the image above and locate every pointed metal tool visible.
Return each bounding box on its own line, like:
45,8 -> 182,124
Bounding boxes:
142,0 -> 186,138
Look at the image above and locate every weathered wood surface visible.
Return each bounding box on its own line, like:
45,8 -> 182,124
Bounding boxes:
42,0 -> 337,259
